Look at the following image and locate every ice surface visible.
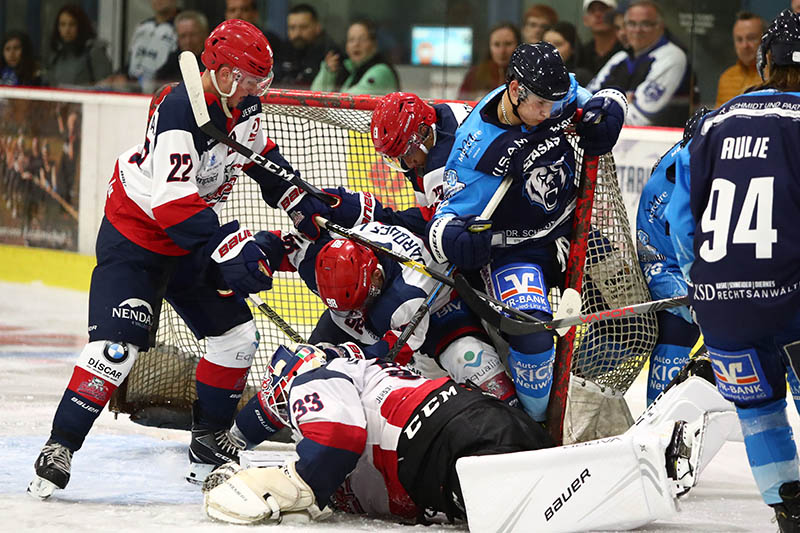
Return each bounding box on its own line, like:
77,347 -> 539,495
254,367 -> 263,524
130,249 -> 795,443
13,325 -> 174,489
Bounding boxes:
0,281 -> 788,532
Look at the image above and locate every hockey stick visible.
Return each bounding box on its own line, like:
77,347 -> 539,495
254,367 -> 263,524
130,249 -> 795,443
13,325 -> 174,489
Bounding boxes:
313,215 -> 538,326
385,175 -> 513,361
249,294 -> 305,344
178,51 -> 337,207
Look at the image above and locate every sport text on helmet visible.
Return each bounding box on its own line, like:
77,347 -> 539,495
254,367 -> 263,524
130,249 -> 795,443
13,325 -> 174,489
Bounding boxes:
315,239 -> 381,312
757,9 -> 800,81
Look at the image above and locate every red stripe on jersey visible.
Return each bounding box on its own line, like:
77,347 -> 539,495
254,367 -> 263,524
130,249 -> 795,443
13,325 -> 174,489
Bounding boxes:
298,421 -> 367,455
381,331 -> 413,366
105,163 -> 190,256
379,377 -> 451,429
265,230 -> 297,272
371,445 -> 418,519
242,139 -> 277,172
152,193 -> 211,230
418,204 -> 436,221
196,359 -> 250,390
67,366 -> 114,406
434,325 -> 484,357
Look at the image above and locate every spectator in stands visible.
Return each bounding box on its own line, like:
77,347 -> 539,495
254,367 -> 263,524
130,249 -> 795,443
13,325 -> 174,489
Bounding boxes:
154,10 -> 209,84
794,0 -> 800,14
588,0 -> 692,127
224,0 -> 283,81
100,0 -> 178,93
311,18 -> 398,95
715,12 -> 764,108
43,4 -> 112,88
457,22 -> 520,101
0,31 -> 42,86
277,4 -> 341,89
543,21 -> 593,86
578,0 -> 624,79
613,10 -> 629,48
521,4 -> 558,44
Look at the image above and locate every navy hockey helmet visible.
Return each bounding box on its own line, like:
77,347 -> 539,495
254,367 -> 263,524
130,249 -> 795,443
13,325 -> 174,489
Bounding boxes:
757,9 -> 800,80
505,42 -> 570,103
681,106 -> 712,147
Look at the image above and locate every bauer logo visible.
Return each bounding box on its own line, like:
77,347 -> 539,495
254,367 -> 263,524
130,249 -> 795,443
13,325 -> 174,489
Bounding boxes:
112,298 -> 153,330
103,342 -> 129,364
709,348 -> 771,402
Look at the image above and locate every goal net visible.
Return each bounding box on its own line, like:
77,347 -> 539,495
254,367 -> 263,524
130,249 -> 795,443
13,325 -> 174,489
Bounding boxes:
109,90 -> 657,433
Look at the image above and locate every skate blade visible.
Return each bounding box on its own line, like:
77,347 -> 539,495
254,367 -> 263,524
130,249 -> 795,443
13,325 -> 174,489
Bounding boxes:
27,476 -> 59,500
186,462 -> 216,486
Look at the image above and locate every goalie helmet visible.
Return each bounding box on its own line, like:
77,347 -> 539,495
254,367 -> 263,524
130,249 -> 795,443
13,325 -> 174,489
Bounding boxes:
201,19 -> 274,96
506,42 -> 570,103
371,92 -> 436,166
757,9 -> 800,80
261,345 -> 327,426
315,239 -> 380,311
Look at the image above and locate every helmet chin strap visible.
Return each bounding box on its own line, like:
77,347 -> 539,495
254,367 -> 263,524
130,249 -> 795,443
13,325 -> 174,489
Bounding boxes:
507,87 -> 523,120
210,69 -> 238,118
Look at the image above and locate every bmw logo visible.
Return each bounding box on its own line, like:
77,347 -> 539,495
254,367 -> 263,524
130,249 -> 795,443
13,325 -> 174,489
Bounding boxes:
103,342 -> 129,364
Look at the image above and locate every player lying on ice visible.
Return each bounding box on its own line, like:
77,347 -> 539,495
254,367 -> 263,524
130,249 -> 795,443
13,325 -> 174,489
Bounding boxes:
201,344 -> 739,532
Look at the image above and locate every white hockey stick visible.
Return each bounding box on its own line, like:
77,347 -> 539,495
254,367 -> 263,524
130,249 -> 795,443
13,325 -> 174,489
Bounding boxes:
178,51 -> 337,207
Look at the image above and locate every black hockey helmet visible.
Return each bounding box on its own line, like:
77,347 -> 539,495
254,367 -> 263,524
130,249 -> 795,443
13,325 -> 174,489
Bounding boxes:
505,42 -> 570,102
757,9 -> 800,80
681,106 -> 712,147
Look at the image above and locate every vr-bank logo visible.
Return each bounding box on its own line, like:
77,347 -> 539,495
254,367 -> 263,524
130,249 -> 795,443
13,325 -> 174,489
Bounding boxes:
493,264 -> 550,313
712,354 -> 759,385
709,349 -> 770,402
112,298 -> 153,329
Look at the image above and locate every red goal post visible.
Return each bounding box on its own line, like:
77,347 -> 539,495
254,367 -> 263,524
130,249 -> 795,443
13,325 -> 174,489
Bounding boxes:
109,89 -> 657,439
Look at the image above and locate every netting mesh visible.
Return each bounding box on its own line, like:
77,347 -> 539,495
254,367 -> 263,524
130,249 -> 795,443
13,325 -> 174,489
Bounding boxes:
110,93 -> 656,429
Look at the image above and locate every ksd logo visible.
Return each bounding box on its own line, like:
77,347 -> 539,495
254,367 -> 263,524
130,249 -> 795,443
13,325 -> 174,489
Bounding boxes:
711,353 -> 759,385
103,341 -> 129,364
524,158 -> 568,212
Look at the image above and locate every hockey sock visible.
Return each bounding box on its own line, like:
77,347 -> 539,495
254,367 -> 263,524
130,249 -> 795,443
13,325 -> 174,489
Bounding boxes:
195,357 -> 249,428
233,393 -> 284,447
647,344 -> 691,406
788,367 -> 800,415
737,399 -> 800,505
507,344 -> 555,422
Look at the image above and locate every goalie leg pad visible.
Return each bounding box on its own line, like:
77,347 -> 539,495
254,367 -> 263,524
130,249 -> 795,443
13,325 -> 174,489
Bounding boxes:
456,427 -> 677,532
438,336 -> 517,404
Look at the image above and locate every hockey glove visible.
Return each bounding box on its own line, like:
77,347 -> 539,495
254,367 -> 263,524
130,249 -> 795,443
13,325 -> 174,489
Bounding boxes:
209,221 -> 273,297
253,230 -> 290,272
278,186 -> 380,240
576,88 -> 628,156
315,341 -> 367,360
203,460 -> 329,524
426,215 -> 492,270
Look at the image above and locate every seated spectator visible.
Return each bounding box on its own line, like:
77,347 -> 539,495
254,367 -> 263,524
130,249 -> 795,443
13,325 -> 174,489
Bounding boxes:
224,0 -> 283,81
588,0 -> 693,127
715,12 -> 764,107
458,22 -> 520,101
521,4 -> 558,43
277,3 -> 341,89
544,21 -> 593,86
43,4 -> 112,88
311,18 -> 399,95
578,0 -> 624,79
1,31 -> 42,86
154,10 -> 209,85
613,10 -> 629,48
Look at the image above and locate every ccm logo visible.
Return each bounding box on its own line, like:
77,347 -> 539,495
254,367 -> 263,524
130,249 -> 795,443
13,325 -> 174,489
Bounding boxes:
218,229 -> 253,257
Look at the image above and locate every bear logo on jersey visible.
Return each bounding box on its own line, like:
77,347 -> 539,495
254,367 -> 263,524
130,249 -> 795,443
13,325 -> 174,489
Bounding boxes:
523,158 -> 568,212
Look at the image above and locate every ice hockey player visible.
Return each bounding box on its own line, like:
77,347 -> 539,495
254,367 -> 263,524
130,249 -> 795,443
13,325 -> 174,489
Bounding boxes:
635,106 -> 710,405
201,343 -> 723,531
665,9 -> 800,531
425,41 -> 627,421
27,19 -> 328,498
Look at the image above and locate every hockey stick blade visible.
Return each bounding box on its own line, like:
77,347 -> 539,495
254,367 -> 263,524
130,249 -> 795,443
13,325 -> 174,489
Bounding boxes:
177,51 -> 336,207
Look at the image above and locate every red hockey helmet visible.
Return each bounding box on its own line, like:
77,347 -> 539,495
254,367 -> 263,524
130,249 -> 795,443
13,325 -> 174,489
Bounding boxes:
315,239 -> 380,311
201,19 -> 274,95
371,92 -> 436,169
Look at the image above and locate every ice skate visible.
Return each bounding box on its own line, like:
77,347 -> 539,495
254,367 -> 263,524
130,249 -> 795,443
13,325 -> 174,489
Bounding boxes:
186,423 -> 246,486
28,439 -> 73,500
772,481 -> 800,533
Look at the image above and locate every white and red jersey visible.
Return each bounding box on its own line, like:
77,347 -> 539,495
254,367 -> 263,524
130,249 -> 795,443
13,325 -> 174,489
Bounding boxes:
104,82 -> 290,256
286,357 -> 452,518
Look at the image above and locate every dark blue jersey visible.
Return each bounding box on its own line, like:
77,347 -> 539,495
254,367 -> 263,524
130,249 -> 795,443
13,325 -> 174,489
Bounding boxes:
667,89 -> 800,340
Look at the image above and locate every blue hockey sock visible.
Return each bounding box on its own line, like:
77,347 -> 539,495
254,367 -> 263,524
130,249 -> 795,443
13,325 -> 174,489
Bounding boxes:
647,343 -> 691,405
737,399 -> 800,505
507,345 -> 555,422
788,367 -> 800,416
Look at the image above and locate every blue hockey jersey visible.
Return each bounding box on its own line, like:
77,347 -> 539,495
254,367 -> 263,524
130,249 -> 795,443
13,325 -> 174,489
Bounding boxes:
666,89 -> 800,340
